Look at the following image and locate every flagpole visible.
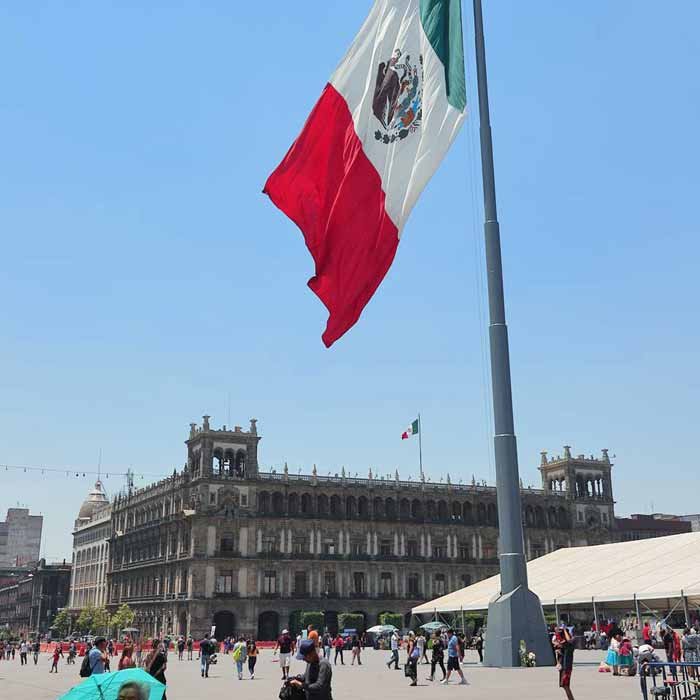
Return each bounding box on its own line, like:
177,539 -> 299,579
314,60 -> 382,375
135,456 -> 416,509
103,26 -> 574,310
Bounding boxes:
472,0 -> 553,667
418,413 -> 423,480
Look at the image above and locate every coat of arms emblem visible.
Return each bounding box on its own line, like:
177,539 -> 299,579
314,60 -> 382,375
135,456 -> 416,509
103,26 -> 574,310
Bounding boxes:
373,49 -> 423,144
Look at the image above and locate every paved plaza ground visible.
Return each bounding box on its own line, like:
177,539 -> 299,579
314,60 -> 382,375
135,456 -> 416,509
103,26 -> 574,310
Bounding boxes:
0,648 -> 643,700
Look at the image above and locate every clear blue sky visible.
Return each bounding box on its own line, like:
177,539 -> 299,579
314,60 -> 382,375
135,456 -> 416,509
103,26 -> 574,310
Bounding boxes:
1,1 -> 699,561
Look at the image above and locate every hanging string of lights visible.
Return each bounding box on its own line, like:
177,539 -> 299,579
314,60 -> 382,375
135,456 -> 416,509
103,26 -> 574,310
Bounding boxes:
0,463 -> 173,480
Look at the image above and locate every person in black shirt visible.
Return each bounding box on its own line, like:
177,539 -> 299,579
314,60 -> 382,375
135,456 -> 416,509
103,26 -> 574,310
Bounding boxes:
428,631 -> 446,682
289,639 -> 333,700
553,625 -> 575,700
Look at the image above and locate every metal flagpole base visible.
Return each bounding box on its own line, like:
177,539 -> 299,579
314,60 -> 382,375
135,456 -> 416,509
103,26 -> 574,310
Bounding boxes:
483,584 -> 555,667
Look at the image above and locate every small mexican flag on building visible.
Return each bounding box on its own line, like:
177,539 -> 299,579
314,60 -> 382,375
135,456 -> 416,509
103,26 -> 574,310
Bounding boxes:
402,419 -> 420,440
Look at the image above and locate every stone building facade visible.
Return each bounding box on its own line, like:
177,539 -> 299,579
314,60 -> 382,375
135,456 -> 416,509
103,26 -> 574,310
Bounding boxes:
69,481 -> 112,610
0,508 -> 43,567
107,417 -> 616,640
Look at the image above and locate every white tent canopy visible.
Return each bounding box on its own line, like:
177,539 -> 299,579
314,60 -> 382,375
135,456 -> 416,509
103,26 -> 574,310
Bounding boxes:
413,531 -> 700,614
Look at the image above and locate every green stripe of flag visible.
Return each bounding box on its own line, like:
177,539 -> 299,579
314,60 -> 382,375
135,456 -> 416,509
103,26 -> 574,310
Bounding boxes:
420,0 -> 467,112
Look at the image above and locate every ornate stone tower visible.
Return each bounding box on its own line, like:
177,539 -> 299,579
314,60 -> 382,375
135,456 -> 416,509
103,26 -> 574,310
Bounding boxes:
539,446 -> 615,538
186,416 -> 260,481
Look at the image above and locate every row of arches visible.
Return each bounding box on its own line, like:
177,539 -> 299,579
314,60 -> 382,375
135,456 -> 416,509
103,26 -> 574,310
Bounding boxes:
523,504 -> 569,529
257,492 -> 503,526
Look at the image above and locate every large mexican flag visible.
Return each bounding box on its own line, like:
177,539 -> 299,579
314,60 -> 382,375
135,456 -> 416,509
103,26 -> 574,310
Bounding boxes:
264,0 -> 467,347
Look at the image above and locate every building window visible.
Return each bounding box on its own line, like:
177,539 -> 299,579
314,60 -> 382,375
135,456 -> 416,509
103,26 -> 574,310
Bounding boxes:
351,541 -> 363,556
353,572 -> 365,594
220,536 -> 234,553
209,492 -> 216,504
380,540 -> 392,557
322,541 -> 336,555
293,540 -> 307,555
324,571 -> 337,594
216,570 -> 233,594
434,573 -> 446,595
460,574 -> 472,588
294,571 -> 307,595
483,544 -> 497,560
578,511 -> 583,522
407,540 -> 419,557
240,493 -> 248,507
264,571 -> 277,594
602,512 -> 608,523
458,545 -> 471,561
433,545 -> 447,559
263,537 -> 277,554
407,573 -> 420,596
380,572 -> 393,595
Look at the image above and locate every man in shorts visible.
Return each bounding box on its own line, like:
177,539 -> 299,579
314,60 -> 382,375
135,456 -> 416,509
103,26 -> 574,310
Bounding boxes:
441,629 -> 467,685
553,625 -> 575,700
276,628 -> 293,679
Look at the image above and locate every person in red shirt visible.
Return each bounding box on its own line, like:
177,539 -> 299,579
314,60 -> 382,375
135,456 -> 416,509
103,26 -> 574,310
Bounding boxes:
643,622 -> 652,644
50,643 -> 63,673
332,634 -> 345,666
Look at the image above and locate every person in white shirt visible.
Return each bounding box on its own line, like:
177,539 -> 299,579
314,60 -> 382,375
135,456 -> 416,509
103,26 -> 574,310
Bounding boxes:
386,632 -> 400,670
19,641 -> 28,665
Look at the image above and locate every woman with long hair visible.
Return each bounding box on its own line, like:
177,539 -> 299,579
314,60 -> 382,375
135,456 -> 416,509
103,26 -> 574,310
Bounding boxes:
118,644 -> 136,671
246,639 -> 258,679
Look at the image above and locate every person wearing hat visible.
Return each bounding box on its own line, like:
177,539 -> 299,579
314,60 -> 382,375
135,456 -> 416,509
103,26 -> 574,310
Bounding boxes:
289,638 -> 333,700
276,629 -> 294,680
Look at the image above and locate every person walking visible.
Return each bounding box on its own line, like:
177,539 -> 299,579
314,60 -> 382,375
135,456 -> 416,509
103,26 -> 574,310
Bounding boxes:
417,632 -> 428,665
49,642 -> 63,673
177,637 -> 185,660
406,632 -> 419,687
67,641 -> 77,665
428,631 -> 446,682
320,632 -> 330,659
553,624 -> 576,700
32,639 -> 40,665
386,630 -> 400,670
145,640 -> 167,700
198,633 -> 212,678
88,637 -> 109,675
288,639 -> 333,700
19,640 -> 28,665
246,639 -> 258,679
441,629 -> 467,685
232,636 -> 247,680
350,635 -> 362,665
118,644 -> 136,670
332,633 -> 345,665
135,639 -> 143,667
185,635 -> 193,660
275,628 -> 293,680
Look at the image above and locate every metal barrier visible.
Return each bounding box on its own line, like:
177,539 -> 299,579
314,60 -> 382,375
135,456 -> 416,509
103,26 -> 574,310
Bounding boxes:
640,663 -> 700,700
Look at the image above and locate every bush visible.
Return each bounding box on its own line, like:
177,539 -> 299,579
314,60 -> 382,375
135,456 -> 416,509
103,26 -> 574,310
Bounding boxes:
301,612 -> 324,633
379,612 -> 403,629
338,613 -> 365,633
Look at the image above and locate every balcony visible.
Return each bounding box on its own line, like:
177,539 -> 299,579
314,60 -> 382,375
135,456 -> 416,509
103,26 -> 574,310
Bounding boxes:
260,592 -> 281,599
348,591 -> 368,599
213,591 -> 240,599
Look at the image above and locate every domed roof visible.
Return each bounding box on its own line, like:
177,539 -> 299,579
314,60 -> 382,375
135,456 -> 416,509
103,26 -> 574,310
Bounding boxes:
78,480 -> 109,520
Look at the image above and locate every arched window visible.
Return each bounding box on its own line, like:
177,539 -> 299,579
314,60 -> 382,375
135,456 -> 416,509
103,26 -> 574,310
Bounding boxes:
558,507 -> 569,529
317,494 -> 329,516
400,498 -> 411,519
534,506 -> 545,529
487,503 -> 498,527
426,500 -> 437,521
548,507 -> 557,527
258,491 -> 270,515
373,497 -> 384,518
223,450 -> 235,476
385,498 -> 397,519
301,493 -> 312,515
345,496 -> 356,519
213,448 -> 224,475
358,497 -> 369,518
452,502 -> 462,520
463,502 -> 473,524
330,495 -> 341,517
438,500 -> 448,522
272,492 -> 284,515
411,499 -> 423,520
477,502 -> 486,524
234,450 -> 246,478
288,493 -> 299,516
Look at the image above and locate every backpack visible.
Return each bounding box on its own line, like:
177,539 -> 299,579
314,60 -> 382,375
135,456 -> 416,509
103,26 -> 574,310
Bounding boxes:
79,652 -> 94,678
232,644 -> 242,662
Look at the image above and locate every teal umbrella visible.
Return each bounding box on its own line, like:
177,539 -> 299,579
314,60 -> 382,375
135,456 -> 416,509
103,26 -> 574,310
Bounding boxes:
58,668 -> 165,700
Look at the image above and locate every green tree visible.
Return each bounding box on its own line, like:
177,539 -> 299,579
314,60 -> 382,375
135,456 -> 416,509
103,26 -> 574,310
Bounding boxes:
338,613 -> 365,633
379,612 -> 403,629
300,612 -> 324,633
52,609 -> 72,638
76,606 -> 96,634
110,603 -> 135,637
93,607 -> 111,634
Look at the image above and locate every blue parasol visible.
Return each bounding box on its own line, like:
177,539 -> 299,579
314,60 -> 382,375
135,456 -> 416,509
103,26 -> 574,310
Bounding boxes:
58,668 -> 165,700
